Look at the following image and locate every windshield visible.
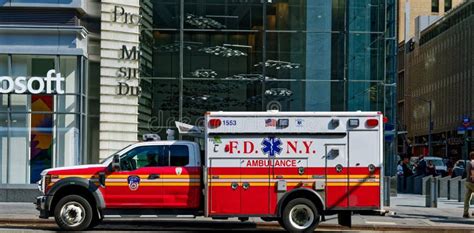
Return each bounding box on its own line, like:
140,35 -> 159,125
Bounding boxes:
100,144 -> 133,164
428,159 -> 445,167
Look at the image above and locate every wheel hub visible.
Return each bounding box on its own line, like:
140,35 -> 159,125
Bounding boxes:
289,204 -> 314,230
60,201 -> 85,227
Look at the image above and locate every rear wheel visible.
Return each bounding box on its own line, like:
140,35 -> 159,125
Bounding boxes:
54,195 -> 93,231
281,198 -> 320,233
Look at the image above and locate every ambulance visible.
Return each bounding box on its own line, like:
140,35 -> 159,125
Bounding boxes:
36,111 -> 384,232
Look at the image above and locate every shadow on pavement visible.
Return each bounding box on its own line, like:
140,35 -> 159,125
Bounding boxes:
95,219 -> 265,231
0,220 -> 355,233
430,219 -> 474,225
395,205 -> 430,208
400,213 -> 474,224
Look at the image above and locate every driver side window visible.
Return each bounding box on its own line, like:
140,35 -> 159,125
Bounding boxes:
120,146 -> 166,171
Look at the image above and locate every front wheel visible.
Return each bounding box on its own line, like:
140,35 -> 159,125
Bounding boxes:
54,195 -> 93,231
281,198 -> 320,233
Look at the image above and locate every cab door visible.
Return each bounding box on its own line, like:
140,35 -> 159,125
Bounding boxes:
104,146 -> 164,208
160,144 -> 201,209
325,144 -> 348,209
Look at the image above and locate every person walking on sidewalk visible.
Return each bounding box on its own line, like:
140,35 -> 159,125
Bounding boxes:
463,151 -> 474,218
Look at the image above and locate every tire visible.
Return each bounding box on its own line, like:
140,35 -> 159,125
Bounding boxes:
54,195 -> 93,231
281,198 -> 320,233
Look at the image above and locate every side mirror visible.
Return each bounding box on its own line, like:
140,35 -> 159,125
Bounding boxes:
98,172 -> 106,187
111,154 -> 121,172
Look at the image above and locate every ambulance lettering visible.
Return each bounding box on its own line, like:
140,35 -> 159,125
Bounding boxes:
224,138 -> 316,155
244,159 -> 297,167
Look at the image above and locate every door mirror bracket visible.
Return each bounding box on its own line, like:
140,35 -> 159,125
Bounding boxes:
98,172 -> 106,187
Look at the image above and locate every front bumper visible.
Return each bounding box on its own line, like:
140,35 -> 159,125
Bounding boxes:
35,196 -> 51,219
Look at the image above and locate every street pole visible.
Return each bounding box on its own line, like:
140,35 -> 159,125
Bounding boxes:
428,100 -> 432,156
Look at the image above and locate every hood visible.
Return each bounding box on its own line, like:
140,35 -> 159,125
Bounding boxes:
41,164 -> 107,176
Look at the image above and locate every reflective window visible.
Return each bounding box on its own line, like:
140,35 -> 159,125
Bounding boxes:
140,0 -> 393,138
432,0 -> 439,13
169,145 -> 189,167
121,146 -> 166,170
0,54 -> 85,184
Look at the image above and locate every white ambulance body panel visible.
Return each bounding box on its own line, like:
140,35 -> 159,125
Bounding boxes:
204,111 -> 384,217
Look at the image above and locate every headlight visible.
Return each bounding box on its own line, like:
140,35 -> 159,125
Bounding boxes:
38,174 -> 51,194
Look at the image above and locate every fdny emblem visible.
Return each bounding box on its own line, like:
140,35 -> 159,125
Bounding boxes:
127,175 -> 140,191
261,137 -> 283,157
175,167 -> 182,176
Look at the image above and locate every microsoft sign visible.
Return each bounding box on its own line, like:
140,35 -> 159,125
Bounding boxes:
0,70 -> 65,94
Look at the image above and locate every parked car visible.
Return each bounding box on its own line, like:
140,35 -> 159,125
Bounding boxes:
452,160 -> 467,178
424,157 -> 447,176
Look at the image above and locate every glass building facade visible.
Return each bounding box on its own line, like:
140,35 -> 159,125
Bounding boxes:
140,0 -> 397,140
0,55 -> 86,184
0,0 -> 99,189
0,0 -> 398,191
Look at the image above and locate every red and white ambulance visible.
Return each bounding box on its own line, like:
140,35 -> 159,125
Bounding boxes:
36,111 -> 384,232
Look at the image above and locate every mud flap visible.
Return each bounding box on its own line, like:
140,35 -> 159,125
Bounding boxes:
337,211 -> 352,227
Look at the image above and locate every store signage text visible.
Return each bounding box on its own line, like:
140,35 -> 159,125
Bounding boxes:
118,45 -> 140,80
117,82 -> 141,96
117,45 -> 141,96
0,69 -> 64,94
111,4 -> 142,97
113,5 -> 141,25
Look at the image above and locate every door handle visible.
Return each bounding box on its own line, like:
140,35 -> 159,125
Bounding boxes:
242,182 -> 250,190
148,174 -> 160,180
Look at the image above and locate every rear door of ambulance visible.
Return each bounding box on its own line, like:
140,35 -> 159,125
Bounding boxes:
347,115 -> 382,209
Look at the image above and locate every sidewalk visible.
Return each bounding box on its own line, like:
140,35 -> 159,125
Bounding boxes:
0,194 -> 473,230
317,194 -> 474,230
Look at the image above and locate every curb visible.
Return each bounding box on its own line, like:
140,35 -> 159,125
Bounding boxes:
0,218 -> 473,231
257,221 -> 474,231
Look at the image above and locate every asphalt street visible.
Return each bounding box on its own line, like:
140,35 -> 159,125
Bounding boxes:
0,194 -> 472,232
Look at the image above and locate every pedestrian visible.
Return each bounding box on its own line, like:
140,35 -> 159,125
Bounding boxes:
426,160 -> 437,176
397,160 -> 404,177
463,151 -> 474,218
452,161 -> 464,178
402,157 -> 413,177
446,158 -> 454,176
416,155 -> 427,176
401,157 -> 413,191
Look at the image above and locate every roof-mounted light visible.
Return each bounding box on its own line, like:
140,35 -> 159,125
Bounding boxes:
366,119 -> 379,128
208,119 -> 222,128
